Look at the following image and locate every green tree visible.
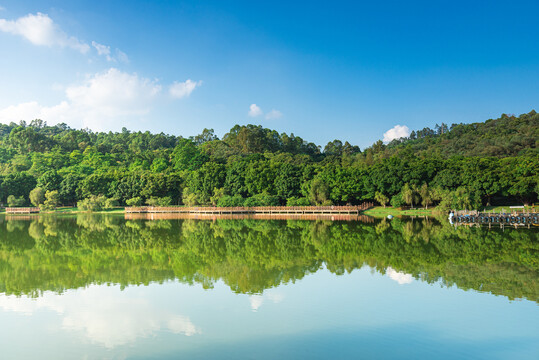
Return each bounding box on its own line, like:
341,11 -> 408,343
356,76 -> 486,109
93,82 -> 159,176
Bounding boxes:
126,197 -> 143,207
193,128 -> 218,145
374,191 -> 389,208
7,195 -> 25,207
390,193 -> 404,208
146,196 -> 172,206
274,163 -> 301,200
309,177 -> 330,205
210,187 -> 226,206
171,138 -> 208,171
37,170 -> 62,192
29,187 -> 45,207
0,173 -> 37,203
42,190 -> 60,210
77,195 -> 106,211
401,183 -> 413,208
182,187 -> 199,206
150,158 -> 169,173
419,184 -> 433,209
401,183 -> 419,209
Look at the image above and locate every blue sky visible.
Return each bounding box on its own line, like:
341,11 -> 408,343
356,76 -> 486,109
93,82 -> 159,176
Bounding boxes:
0,0 -> 538,148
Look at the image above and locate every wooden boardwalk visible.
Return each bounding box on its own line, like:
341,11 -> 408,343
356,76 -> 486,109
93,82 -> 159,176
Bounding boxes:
125,204 -> 373,215
5,207 -> 40,214
125,212 -> 375,222
454,212 -> 538,227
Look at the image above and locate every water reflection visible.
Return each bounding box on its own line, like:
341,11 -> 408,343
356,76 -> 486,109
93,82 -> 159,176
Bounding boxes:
0,215 -> 538,359
0,285 -> 200,348
249,291 -> 285,312
0,214 -> 537,302
385,267 -> 414,285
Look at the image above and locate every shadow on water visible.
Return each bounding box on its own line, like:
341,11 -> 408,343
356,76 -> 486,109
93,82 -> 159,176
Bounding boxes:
0,214 -> 537,302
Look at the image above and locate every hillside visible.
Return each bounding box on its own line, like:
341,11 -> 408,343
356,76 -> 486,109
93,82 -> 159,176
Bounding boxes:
0,112 -> 537,209
369,110 -> 538,159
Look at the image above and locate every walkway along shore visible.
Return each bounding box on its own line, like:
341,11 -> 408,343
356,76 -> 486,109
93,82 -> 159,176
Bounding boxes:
125,204 -> 374,215
452,210 -> 538,227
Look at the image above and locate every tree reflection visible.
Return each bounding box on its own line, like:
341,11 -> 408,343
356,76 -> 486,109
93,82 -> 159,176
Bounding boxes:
0,215 -> 537,302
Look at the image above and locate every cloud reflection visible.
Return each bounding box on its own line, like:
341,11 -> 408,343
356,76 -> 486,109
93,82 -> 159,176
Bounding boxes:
386,267 -> 414,285
249,291 -> 285,312
0,285 -> 200,348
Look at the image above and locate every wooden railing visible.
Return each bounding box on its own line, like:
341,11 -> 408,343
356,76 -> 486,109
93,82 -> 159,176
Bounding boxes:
125,204 -> 374,214
5,207 -> 40,214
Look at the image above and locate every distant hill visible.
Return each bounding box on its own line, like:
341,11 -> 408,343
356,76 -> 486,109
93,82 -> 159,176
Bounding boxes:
367,110 -> 538,159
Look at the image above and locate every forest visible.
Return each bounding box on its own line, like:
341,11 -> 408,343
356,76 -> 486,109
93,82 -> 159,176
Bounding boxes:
0,110 -> 537,210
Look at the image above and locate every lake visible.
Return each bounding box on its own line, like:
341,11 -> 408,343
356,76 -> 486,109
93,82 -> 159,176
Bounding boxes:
0,214 -> 537,359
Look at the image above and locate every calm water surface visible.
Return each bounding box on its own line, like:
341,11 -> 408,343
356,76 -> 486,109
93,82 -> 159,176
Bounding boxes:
0,214 -> 537,359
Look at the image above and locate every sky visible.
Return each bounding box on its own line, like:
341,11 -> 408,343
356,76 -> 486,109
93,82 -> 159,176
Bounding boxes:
0,0 -> 538,148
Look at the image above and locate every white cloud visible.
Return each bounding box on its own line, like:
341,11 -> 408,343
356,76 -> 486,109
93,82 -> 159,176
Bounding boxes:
382,124 -> 410,143
0,12 -> 89,53
0,100 -> 71,125
248,104 -> 283,119
169,79 -> 202,99
0,68 -> 162,130
0,101 -> 43,123
92,41 -> 129,63
0,6 -> 5,11
386,267 -> 413,285
66,68 -> 161,109
91,41 -> 112,61
115,49 -> 129,63
248,103 -> 263,117
265,109 -> 282,120
0,285 -> 201,348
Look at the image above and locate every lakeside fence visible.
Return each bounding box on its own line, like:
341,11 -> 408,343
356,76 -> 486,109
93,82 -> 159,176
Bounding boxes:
125,204 -> 373,215
454,212 -> 538,227
5,207 -> 40,214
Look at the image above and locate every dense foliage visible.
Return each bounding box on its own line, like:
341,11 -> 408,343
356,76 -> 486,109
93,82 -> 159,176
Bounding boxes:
0,216 -> 537,301
0,111 -> 537,209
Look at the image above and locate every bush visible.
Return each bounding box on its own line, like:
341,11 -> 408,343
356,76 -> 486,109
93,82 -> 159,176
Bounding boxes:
104,197 -> 120,209
286,196 -> 311,206
244,193 -> 281,207
158,197 -> 172,206
390,193 -> 404,208
243,197 -> 259,207
217,195 -> 245,207
146,196 -> 172,207
7,195 -> 25,207
77,195 -> 106,212
126,197 -> 143,207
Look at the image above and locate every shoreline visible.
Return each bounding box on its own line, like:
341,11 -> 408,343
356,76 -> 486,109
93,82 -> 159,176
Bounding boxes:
0,205 -> 534,218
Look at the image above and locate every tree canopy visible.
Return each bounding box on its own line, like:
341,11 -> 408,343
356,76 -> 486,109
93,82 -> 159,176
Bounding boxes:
0,111 -> 537,208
